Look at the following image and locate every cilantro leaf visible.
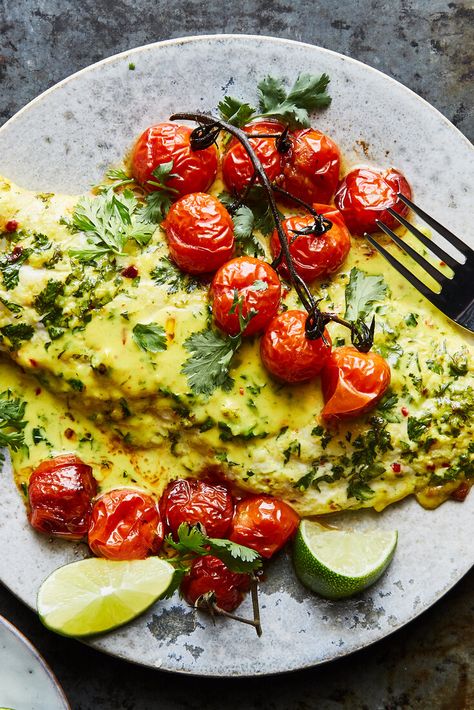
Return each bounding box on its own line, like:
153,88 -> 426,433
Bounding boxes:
166,524 -> 209,556
344,267 -> 388,321
218,97 -> 256,127
232,205 -> 254,240
0,391 -> 27,451
139,191 -> 173,224
407,414 -> 432,441
132,323 -> 167,353
0,323 -> 34,350
257,72 -> 331,127
150,256 -> 201,294
217,197 -> 265,258
182,329 -> 240,396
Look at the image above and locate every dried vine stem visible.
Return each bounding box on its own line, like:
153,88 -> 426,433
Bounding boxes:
170,111 -> 374,351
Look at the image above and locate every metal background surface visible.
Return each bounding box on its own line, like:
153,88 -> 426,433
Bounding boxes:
0,35 -> 473,678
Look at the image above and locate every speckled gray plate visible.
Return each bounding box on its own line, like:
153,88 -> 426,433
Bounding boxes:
0,614 -> 69,709
0,35 -> 473,677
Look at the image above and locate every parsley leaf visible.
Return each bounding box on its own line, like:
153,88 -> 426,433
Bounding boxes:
257,73 -> 331,127
0,391 -> 27,451
166,523 -> 262,574
150,256 -> 201,294
0,323 -> 34,350
0,296 -> 23,314
182,329 -> 239,396
344,267 -> 388,321
132,323 -> 167,353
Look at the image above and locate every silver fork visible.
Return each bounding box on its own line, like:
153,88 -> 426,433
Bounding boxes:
364,194 -> 474,333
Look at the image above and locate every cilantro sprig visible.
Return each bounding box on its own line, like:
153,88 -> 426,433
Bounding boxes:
132,322 -> 167,353
344,268 -> 388,321
218,73 -> 331,128
182,295 -> 256,397
166,523 -> 262,574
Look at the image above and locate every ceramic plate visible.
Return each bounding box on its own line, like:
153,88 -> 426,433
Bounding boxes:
0,614 -> 69,709
0,35 -> 473,676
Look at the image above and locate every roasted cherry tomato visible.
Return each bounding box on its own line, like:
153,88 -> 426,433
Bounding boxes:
160,478 -> 234,539
181,556 -> 251,612
222,120 -> 285,194
131,122 -> 218,197
260,310 -> 332,383
321,346 -> 391,420
334,167 -> 412,236
281,128 -> 340,204
28,454 -> 97,539
210,257 -> 282,336
270,205 -> 351,283
88,488 -> 163,560
229,495 -> 299,558
163,192 -> 234,274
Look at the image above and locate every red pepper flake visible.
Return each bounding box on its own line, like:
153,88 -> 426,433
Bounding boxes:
64,428 -> 75,439
121,265 -> 139,279
427,463 -> 436,472
5,220 -> 18,233
442,462 -> 450,468
9,245 -> 23,262
239,387 -> 244,395
29,358 -> 38,368
35,387 -> 42,396
391,462 -> 401,473
401,406 -> 409,417
439,261 -> 446,267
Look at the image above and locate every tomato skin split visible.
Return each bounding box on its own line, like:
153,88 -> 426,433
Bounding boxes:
210,257 -> 281,336
88,488 -> 164,560
281,128 -> 341,205
28,454 -> 97,540
160,478 -> 234,539
222,120 -> 285,194
270,204 -> 351,283
164,192 -> 235,274
334,167 -> 411,236
230,495 -> 299,559
321,346 -> 391,420
181,555 -> 251,612
261,310 -> 332,383
131,122 -> 218,197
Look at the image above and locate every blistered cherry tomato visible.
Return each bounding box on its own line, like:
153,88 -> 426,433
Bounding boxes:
321,346 -> 391,420
229,495 -> 299,558
210,257 -> 281,336
334,167 -> 411,236
160,478 -> 234,538
88,488 -> 163,560
222,120 -> 285,194
163,192 -> 234,274
270,204 -> 351,283
28,454 -> 97,539
260,310 -> 332,383
131,122 -> 218,197
181,556 -> 251,612
281,128 -> 340,204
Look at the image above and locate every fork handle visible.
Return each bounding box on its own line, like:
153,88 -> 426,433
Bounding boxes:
456,299 -> 474,333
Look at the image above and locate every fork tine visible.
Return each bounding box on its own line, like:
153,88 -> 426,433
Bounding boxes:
375,220 -> 448,284
397,193 -> 472,259
386,208 -> 461,270
365,233 -> 446,310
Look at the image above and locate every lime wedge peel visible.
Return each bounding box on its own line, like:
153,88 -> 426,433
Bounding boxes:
293,519 -> 398,600
37,557 -> 175,637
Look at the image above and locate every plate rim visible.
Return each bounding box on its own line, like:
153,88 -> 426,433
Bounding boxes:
0,33 -> 473,677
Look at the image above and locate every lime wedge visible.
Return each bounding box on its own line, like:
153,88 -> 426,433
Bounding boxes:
293,520 -> 397,599
37,557 -> 175,637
